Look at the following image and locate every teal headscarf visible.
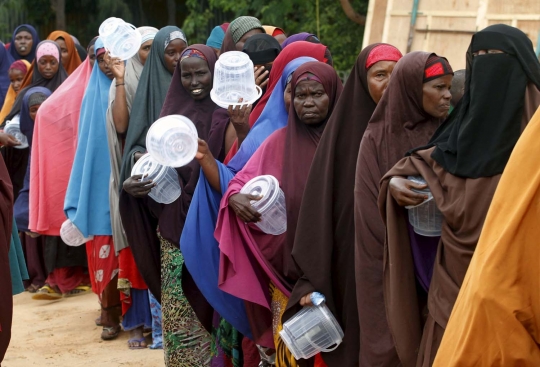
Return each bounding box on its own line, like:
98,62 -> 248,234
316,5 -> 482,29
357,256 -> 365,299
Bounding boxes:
120,26 -> 187,184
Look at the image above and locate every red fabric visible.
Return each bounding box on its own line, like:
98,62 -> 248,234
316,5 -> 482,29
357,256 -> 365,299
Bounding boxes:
86,235 -> 119,297
365,44 -> 403,69
9,60 -> 28,74
46,266 -> 85,294
272,29 -> 285,36
223,41 -> 328,164
314,354 -> 328,366
118,246 -> 148,316
220,23 -> 230,32
423,55 -> 453,82
242,337 -> 260,367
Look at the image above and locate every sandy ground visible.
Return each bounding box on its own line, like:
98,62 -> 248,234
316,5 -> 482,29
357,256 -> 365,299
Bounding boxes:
3,291 -> 164,367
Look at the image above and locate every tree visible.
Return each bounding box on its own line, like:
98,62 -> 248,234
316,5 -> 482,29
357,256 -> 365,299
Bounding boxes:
50,0 -> 65,30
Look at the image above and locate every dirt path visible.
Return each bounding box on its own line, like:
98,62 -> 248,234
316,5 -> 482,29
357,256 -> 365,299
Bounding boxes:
4,292 -> 164,366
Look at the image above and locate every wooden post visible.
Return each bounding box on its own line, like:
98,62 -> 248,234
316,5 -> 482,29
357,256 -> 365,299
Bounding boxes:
51,0 -> 66,31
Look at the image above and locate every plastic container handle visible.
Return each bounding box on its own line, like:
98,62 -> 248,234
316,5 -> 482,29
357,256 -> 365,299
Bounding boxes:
321,342 -> 342,353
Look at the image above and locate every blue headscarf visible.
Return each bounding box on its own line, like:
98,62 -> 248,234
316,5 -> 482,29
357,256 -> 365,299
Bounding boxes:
64,38 -> 113,236
206,25 -> 226,49
180,56 -> 317,339
13,86 -> 51,232
8,24 -> 40,62
0,44 -> 14,107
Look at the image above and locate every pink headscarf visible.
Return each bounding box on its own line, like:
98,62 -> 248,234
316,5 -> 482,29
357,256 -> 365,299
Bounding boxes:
36,41 -> 60,62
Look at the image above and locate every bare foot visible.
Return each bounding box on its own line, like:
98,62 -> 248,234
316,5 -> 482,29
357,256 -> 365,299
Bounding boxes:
128,326 -> 147,349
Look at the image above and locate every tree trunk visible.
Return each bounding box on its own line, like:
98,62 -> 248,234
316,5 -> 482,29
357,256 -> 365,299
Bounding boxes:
51,0 -> 66,30
167,0 -> 176,25
339,0 -> 366,25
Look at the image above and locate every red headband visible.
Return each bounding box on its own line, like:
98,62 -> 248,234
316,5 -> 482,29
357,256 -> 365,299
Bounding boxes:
423,54 -> 453,82
365,44 -> 403,69
9,60 -> 28,74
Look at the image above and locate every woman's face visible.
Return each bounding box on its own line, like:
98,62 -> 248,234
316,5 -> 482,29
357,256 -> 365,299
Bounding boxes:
138,40 -> 153,66
294,80 -> 330,125
367,60 -> 397,104
164,39 -> 188,74
97,52 -> 114,80
88,45 -> 96,68
472,49 -> 504,57
283,82 -> 292,111
54,38 -> 69,67
180,57 -> 212,100
235,29 -> 264,51
422,74 -> 453,119
14,31 -> 33,56
29,103 -> 42,121
38,55 -> 59,79
9,69 -> 25,93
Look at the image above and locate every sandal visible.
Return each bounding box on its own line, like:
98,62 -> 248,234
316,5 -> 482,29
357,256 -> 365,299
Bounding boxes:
101,325 -> 121,341
26,284 -> 41,293
64,285 -> 91,297
128,337 -> 147,350
32,285 -> 62,300
95,317 -> 102,327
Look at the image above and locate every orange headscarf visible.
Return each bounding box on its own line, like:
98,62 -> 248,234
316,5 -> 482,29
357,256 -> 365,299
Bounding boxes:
46,30 -> 82,75
0,59 -> 30,123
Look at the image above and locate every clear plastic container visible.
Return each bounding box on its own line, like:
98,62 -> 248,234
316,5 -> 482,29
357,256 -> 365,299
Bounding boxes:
240,175 -> 287,235
146,115 -> 198,168
406,176 -> 443,236
131,153 -> 181,204
60,219 -> 94,247
4,116 -> 28,149
98,17 -> 141,60
279,302 -> 345,360
211,51 -> 263,108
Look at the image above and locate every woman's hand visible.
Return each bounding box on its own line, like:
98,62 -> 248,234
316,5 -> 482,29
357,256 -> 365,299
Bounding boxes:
299,293 -> 313,306
25,231 -> 40,238
195,138 -> 213,161
104,51 -> 125,81
123,174 -> 155,198
0,132 -> 21,147
389,177 -> 429,207
228,193 -> 262,223
133,152 -> 144,163
254,66 -> 269,89
228,98 -> 252,141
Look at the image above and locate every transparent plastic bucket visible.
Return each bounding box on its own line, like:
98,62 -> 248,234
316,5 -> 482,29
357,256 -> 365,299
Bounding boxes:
406,176 -> 443,236
146,115 -> 198,168
240,175 -> 286,235
60,219 -> 94,247
4,117 -> 28,149
131,153 -> 181,204
211,51 -> 262,108
279,302 -> 344,360
98,17 -> 142,60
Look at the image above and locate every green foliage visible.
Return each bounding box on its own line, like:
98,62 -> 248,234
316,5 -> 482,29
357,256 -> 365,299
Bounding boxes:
182,0 -> 368,71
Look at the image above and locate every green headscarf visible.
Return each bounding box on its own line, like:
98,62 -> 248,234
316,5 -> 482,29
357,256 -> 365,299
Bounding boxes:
120,26 -> 187,184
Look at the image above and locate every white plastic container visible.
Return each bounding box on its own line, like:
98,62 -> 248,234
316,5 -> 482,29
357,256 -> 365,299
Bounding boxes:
146,115 -> 198,168
131,153 -> 181,204
4,116 -> 28,149
406,176 -> 443,237
279,302 -> 345,360
60,219 -> 94,247
98,17 -> 142,60
211,51 -> 262,108
240,175 -> 286,235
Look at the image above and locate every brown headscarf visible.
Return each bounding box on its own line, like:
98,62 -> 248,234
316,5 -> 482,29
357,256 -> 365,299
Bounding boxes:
287,43 -> 402,367
354,51 -> 443,367
47,30 -> 82,75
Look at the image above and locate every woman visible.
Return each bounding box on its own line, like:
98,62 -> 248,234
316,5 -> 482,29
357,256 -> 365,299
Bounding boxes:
28,54 -> 93,300
283,44 -> 402,367
220,16 -> 265,53
206,23 -> 229,56
213,62 -> 342,366
224,41 -> 330,164
379,24 -> 540,366
8,24 -> 40,62
64,38 -> 121,340
12,87 -> 51,293
105,26 -> 159,349
121,44 -> 228,366
353,51 -> 453,366
47,30 -> 82,75
0,60 -> 30,123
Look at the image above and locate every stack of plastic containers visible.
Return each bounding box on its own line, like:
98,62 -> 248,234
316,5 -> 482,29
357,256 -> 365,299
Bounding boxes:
280,302 -> 345,360
98,17 -> 142,60
60,219 -> 94,247
146,115 -> 198,168
406,175 -> 444,236
131,153 -> 181,204
240,175 -> 287,235
4,116 -> 28,149
210,51 -> 263,108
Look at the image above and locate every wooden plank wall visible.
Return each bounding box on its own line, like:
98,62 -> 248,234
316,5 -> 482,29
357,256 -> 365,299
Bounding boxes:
362,0 -> 540,69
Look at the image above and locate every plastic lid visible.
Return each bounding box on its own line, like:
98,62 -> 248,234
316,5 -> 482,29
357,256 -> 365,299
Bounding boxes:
99,17 -> 122,37
240,175 -> 281,213
4,121 -> 28,149
131,153 -> 166,181
107,28 -> 142,60
210,86 -> 262,109
219,50 -> 251,68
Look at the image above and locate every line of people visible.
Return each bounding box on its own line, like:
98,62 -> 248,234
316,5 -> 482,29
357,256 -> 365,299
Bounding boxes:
0,15 -> 538,367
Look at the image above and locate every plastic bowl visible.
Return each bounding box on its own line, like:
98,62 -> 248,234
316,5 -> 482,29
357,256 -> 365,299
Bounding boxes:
406,176 -> 443,236
60,219 -> 94,247
98,17 -> 141,60
131,154 -> 181,204
4,119 -> 28,149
